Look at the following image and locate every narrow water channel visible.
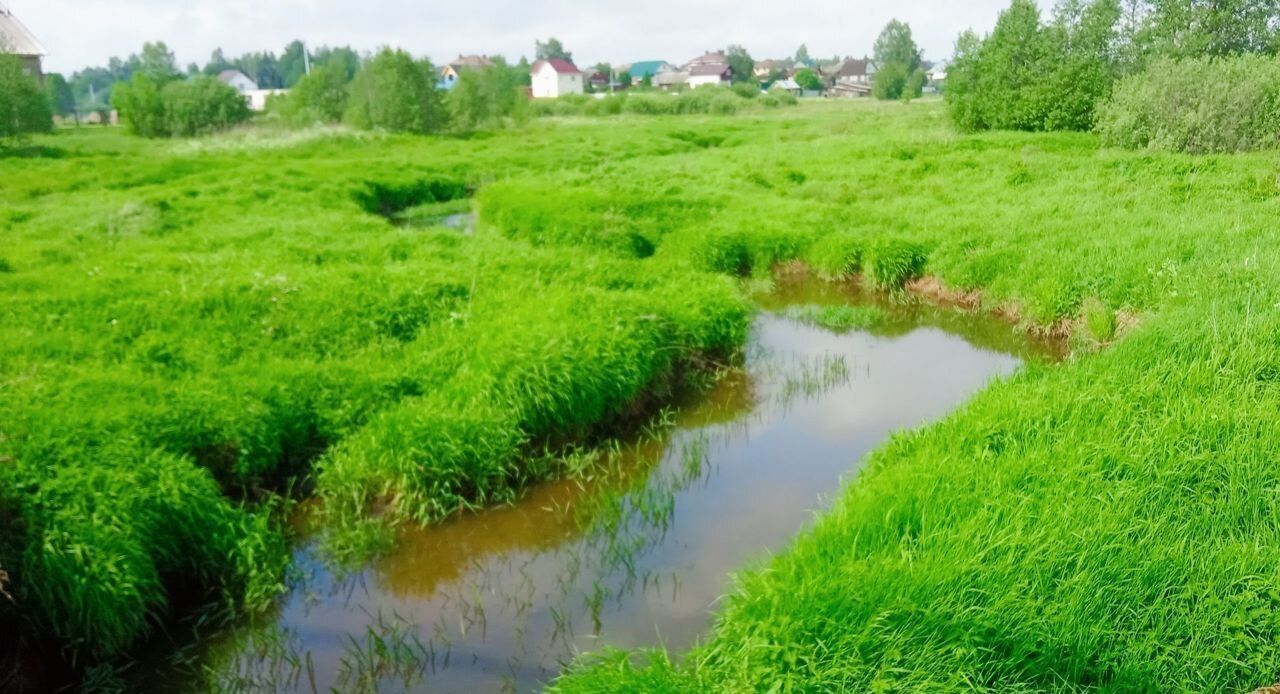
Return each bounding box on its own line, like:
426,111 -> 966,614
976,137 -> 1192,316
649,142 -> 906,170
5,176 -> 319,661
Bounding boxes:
173,278 -> 1058,693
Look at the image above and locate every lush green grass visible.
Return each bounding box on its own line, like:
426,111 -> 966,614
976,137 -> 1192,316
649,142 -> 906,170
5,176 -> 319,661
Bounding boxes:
533,102 -> 1280,691
9,100 -> 1280,690
0,116 -> 762,669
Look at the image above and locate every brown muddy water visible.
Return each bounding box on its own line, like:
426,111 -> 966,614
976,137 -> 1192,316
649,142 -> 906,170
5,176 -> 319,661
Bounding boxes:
161,279 -> 1058,693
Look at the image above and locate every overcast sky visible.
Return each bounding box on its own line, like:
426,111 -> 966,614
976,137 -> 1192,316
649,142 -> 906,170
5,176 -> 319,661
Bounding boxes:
13,0 -> 1034,75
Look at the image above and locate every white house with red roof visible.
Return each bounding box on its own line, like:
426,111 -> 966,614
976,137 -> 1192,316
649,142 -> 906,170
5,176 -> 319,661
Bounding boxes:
530,59 -> 583,98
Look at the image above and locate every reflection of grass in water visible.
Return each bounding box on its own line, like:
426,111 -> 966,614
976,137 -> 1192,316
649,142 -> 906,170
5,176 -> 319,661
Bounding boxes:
783,304 -> 887,333
198,344 -> 856,692
775,354 -> 851,405
201,623 -> 307,692
206,345 -> 852,690
335,609 -> 432,692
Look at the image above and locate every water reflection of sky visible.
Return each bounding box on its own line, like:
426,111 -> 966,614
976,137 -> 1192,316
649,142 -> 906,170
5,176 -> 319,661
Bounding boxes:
196,299 -> 1031,694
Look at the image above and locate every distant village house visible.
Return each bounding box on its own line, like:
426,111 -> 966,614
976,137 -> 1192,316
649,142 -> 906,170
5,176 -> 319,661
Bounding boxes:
769,78 -> 802,97
439,55 -> 494,90
587,71 -> 610,90
683,51 -> 727,70
753,59 -> 787,80
822,57 -> 876,98
530,58 -> 583,98
0,2 -> 46,84
687,62 -> 732,88
219,69 -> 258,94
217,69 -> 286,111
619,60 -> 674,84
654,68 -> 688,91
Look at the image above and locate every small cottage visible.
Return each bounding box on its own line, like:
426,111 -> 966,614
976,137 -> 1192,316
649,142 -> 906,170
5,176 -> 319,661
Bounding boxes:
215,70 -> 284,111
530,59 -> 583,98
753,59 -> 788,80
218,70 -> 259,94
654,69 -> 688,91
770,78 -> 802,97
683,51 -> 727,71
687,62 -> 732,89
587,71 -> 610,91
0,2 -> 46,84
621,60 -> 674,83
821,58 -> 875,86
439,55 -> 494,90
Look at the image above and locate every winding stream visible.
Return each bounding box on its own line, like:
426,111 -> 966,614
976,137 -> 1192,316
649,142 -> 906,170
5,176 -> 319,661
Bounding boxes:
162,278 -> 1059,692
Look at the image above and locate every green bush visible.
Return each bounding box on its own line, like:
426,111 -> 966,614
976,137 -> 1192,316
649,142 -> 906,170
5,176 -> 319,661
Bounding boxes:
583,94 -> 626,116
114,74 -> 169,137
731,82 -> 761,99
622,93 -> 675,115
946,0 -> 1120,132
345,48 -> 447,134
274,62 -> 350,126
0,54 -> 52,140
873,63 -> 925,101
1096,55 -> 1280,153
115,74 -> 249,138
448,58 -> 529,130
161,76 -> 251,137
675,88 -> 740,115
761,91 -> 798,108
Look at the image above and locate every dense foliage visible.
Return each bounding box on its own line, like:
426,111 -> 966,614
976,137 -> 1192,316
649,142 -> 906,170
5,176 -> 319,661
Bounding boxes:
272,61 -> 352,126
1128,0 -> 1280,60
948,0 -> 1280,134
725,45 -> 757,85
535,37 -> 573,62
1097,54 -> 1280,152
448,57 -> 528,130
43,73 -> 75,118
947,0 -> 1120,131
794,68 -> 823,91
871,19 -> 926,101
344,48 -> 447,134
160,76 -> 253,136
69,40 -> 358,114
0,54 -> 51,140
114,73 -> 250,137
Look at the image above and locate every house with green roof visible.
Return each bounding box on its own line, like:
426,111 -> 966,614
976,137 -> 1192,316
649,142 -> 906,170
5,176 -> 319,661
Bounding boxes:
619,60 -> 675,82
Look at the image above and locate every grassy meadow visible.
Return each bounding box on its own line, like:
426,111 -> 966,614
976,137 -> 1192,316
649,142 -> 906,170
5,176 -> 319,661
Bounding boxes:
4,99 -> 1280,690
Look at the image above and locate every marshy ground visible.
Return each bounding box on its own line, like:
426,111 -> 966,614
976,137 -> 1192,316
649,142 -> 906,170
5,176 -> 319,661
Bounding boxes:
5,100 -> 1280,691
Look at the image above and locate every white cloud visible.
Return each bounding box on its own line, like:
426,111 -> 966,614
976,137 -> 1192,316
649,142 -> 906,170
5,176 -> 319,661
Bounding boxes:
14,0 -> 1034,75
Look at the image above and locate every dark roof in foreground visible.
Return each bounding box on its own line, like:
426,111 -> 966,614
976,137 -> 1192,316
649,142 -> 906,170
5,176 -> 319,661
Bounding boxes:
0,3 -> 46,57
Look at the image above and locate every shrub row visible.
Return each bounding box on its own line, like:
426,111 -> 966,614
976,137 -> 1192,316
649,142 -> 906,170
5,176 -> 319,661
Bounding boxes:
528,86 -> 796,119
1097,55 -> 1280,153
